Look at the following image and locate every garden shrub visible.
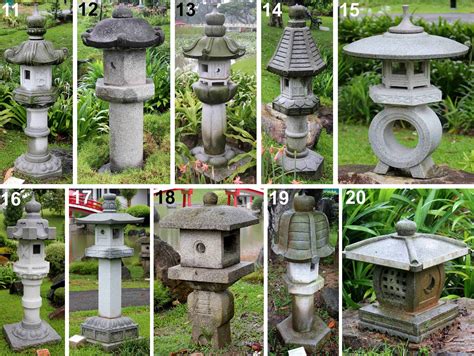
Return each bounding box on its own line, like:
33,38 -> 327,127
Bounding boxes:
2,194 -> 24,229
0,255 -> 9,265
45,242 -> 65,278
53,287 -> 65,306
252,196 -> 263,210
116,337 -> 150,356
154,280 -> 172,312
126,205 -> 150,225
69,260 -> 99,275
0,263 -> 18,289
0,234 -> 18,261
214,191 -> 228,205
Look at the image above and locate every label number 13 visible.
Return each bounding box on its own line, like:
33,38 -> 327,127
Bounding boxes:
177,2 -> 195,16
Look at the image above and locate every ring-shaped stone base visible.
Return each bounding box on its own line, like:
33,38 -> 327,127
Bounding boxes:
369,105 -> 442,179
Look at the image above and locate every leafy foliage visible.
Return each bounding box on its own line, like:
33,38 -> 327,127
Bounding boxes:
0,263 -> 18,289
45,242 -> 65,278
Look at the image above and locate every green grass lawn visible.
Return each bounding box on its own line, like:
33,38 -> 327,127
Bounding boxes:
261,13 -> 333,104
69,273 -> 149,292
346,0 -> 473,14
154,279 -> 263,355
0,129 -> 72,184
339,124 -> 474,172
0,280 -> 65,355
69,305 -> 150,355
262,129 -> 333,184
232,55 -> 256,76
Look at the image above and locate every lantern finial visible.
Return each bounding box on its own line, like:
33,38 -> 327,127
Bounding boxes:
395,219 -> 417,237
25,193 -> 41,214
388,5 -> 423,34
203,192 -> 218,206
102,193 -> 117,212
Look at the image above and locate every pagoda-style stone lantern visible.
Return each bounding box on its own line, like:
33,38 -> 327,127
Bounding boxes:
343,5 -> 469,179
273,193 -> 334,351
183,2 -> 246,179
76,194 -> 144,350
82,6 -> 164,172
3,195 -> 61,350
160,192 -> 259,348
343,220 -> 469,342
4,5 -> 67,179
267,5 -> 326,177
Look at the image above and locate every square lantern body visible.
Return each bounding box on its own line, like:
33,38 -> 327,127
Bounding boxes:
94,224 -> 125,247
198,60 -> 230,86
103,49 -> 146,86
14,240 -> 49,275
373,264 -> 444,313
280,77 -> 312,99
382,60 -> 430,90
180,229 -> 240,269
20,65 -> 52,92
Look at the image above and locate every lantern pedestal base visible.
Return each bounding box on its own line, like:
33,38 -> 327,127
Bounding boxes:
359,301 -> 458,343
276,314 -> 331,353
191,145 -> 251,182
81,316 -> 139,351
14,154 -> 62,179
373,157 -> 437,179
277,150 -> 324,178
3,321 -> 61,351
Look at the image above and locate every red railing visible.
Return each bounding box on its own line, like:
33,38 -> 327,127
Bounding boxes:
69,190 -> 103,214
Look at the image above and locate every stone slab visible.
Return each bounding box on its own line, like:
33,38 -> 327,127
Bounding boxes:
277,314 -> 331,353
343,298 -> 474,353
3,321 -> 61,351
359,301 -> 458,343
14,153 -> 62,179
168,262 -> 254,285
278,150 -> 324,178
338,164 -> 474,184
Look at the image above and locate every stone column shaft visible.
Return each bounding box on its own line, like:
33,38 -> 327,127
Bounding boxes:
292,294 -> 315,332
202,103 -> 226,156
21,278 -> 43,327
98,259 -> 122,319
285,115 -> 308,157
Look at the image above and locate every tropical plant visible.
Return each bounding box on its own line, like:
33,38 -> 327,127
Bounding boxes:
0,263 -> 19,289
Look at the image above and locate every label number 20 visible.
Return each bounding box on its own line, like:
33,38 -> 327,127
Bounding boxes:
345,190 -> 366,205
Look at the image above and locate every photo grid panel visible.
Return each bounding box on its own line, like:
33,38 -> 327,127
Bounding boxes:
0,0 -> 472,354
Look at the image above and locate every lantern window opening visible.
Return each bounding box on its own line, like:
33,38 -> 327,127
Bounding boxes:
284,78 -> 289,88
196,242 -> 206,254
391,61 -> 407,76
216,67 -> 221,73
113,228 -> 120,239
212,82 -> 225,86
201,64 -> 209,73
24,70 -> 31,80
33,244 -> 41,254
223,232 -> 237,255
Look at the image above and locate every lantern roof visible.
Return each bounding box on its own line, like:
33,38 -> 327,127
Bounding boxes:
76,193 -> 144,225
7,194 -> 56,241
183,4 -> 246,60
273,193 -> 334,262
159,192 -> 259,231
4,4 -> 68,66
81,6 -> 165,49
343,220 -> 469,272
267,5 -> 326,77
343,5 -> 469,60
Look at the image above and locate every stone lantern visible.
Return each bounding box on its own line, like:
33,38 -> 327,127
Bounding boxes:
4,5 -> 68,179
160,192 -> 259,348
343,5 -> 469,178
139,235 -> 150,278
343,220 -> 469,342
82,6 -> 164,172
76,193 -> 144,350
273,192 -> 334,351
183,1 -> 246,179
3,195 -> 61,350
267,5 -> 326,177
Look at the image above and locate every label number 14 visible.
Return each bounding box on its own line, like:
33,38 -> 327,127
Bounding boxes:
263,2 -> 282,17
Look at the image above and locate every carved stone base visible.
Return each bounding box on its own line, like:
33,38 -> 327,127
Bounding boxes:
277,150 -> 324,178
14,153 -> 62,179
81,316 -> 139,351
276,314 -> 331,353
359,301 -> 458,343
191,145 -> 251,183
3,321 -> 61,351
374,156 -> 437,179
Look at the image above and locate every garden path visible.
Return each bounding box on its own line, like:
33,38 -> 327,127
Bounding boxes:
69,288 -> 149,312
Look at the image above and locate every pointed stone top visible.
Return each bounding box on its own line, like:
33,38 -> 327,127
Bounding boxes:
395,219 -> 417,236
388,5 -> 423,34
25,194 -> 41,214
102,193 -> 117,212
112,5 -> 133,18
203,192 -> 218,206
26,3 -> 46,38
293,193 -> 314,212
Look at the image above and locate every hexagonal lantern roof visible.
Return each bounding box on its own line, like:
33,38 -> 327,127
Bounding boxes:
76,193 -> 144,225
82,6 -> 165,49
343,220 -> 469,272
4,5 -> 68,66
183,3 -> 246,60
343,5 -> 469,60
159,192 -> 259,231
7,194 -> 56,241
267,5 -> 326,77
